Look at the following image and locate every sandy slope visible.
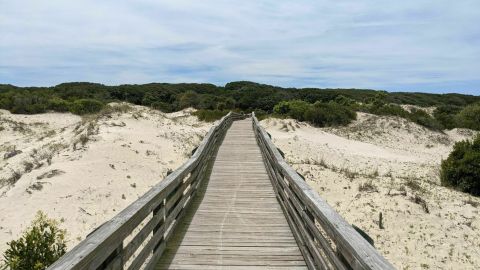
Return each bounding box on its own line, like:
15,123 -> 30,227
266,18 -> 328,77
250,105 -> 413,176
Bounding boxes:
262,113 -> 480,270
0,104 -> 212,255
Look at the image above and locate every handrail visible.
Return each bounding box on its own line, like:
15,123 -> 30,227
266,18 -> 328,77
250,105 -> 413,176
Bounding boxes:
48,112 -> 246,270
251,112 -> 396,270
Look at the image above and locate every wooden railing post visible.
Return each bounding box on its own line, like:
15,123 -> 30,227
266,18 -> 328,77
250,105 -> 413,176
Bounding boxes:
152,199 -> 165,251
101,243 -> 123,270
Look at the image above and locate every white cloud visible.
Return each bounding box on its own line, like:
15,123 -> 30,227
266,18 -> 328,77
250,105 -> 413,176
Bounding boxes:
0,0 -> 479,94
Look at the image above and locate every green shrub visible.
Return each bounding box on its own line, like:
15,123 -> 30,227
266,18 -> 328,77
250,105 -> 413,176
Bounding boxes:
151,101 -> 174,113
368,104 -> 409,118
216,99 -> 237,111
178,91 -> 199,109
11,104 -> 47,114
408,108 -> 443,130
273,100 -> 310,121
457,103 -> 480,130
47,98 -> 71,112
8,94 -> 48,114
440,135 -> 480,196
193,109 -> 229,122
433,105 -> 462,130
2,211 -> 66,270
304,102 -> 356,127
69,99 -> 104,115
273,100 -> 356,127
334,95 -> 357,107
367,103 -> 443,130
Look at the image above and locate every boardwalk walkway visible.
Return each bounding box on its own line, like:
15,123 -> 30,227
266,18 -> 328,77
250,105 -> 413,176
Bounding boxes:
155,119 -> 307,269
48,113 -> 393,270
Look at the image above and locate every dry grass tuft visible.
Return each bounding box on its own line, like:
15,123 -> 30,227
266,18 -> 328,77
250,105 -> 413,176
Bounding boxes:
358,180 -> 378,193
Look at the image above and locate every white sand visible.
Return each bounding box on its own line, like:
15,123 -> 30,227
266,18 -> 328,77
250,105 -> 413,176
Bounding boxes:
262,112 -> 480,270
0,104 -> 212,254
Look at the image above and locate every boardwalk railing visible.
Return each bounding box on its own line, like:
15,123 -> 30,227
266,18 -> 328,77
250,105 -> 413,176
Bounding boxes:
48,111 -> 395,270
252,112 -> 395,270
48,112 -> 246,270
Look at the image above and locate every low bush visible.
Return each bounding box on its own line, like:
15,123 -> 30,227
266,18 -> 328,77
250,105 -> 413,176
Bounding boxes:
457,103 -> 480,130
441,135 -> 480,196
69,99 -> 104,115
333,95 -> 356,106
47,98 -> 71,112
304,102 -> 356,127
368,104 -> 409,118
151,101 -> 174,113
2,211 -> 66,270
433,105 -> 462,130
273,100 -> 310,121
178,91 -> 199,109
273,100 -> 356,127
408,108 -> 443,130
367,104 -> 443,130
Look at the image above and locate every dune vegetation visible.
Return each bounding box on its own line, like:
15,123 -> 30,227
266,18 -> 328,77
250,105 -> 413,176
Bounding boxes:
1,81 -> 480,130
1,81 -> 479,269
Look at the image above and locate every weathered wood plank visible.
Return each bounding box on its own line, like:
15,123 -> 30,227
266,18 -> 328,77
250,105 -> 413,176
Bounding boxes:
155,119 -> 306,269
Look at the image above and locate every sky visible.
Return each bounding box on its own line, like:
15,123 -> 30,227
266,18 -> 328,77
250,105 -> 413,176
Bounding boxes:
0,0 -> 479,94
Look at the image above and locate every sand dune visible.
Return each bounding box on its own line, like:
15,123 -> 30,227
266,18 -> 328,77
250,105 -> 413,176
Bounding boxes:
262,113 -> 480,269
2,107 -> 479,269
0,104 -> 212,254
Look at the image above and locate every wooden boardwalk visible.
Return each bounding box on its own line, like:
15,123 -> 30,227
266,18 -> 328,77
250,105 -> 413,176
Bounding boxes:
155,119 -> 307,269
48,114 -> 394,270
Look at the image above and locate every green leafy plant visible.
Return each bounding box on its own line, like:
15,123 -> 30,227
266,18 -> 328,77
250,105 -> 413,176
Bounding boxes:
304,101 -> 356,127
441,135 -> 480,196
407,108 -> 443,130
433,105 -> 462,130
457,103 -> 480,130
178,91 -> 199,109
69,99 -> 104,115
273,100 -> 356,127
47,98 -> 71,112
2,211 -> 67,270
273,100 -> 310,121
1,81 -> 480,131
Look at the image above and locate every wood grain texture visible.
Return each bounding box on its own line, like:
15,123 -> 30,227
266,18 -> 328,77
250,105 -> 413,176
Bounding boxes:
155,119 -> 306,270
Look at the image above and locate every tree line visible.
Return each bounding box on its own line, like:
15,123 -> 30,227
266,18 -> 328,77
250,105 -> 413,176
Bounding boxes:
0,81 -> 479,130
